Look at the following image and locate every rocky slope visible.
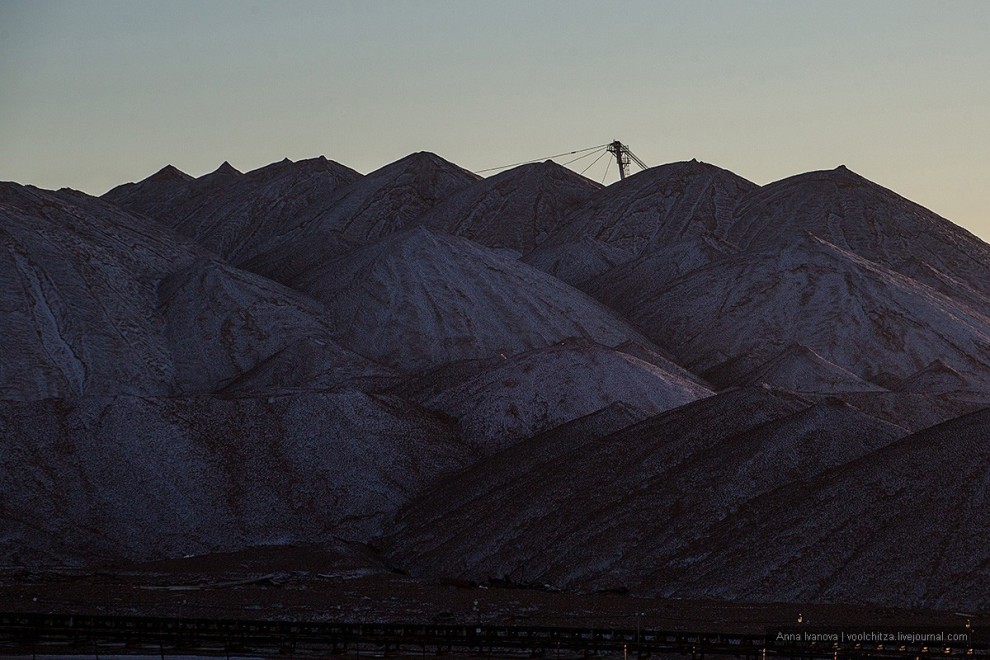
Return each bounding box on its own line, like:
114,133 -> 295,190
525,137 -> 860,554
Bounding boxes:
704,343 -> 886,393
299,151 -> 479,243
417,161 -> 602,252
654,406 -> 990,610
0,390 -> 473,566
292,228 -> 656,371
524,160 -> 756,283
104,157 -> 362,264
617,235 -> 990,387
235,152 -> 483,287
417,338 -> 712,452
727,165 -> 990,311
383,391 -> 906,597
7,150 -> 990,614
0,182 -> 385,400
2,183 -> 194,399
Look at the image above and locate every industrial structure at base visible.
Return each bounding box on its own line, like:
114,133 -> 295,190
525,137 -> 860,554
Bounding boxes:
0,612 -> 986,659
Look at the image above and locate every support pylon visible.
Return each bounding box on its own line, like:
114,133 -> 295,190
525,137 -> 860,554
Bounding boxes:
607,140 -> 630,180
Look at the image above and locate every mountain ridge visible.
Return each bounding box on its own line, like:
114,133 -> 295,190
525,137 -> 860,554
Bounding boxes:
6,150 -> 990,615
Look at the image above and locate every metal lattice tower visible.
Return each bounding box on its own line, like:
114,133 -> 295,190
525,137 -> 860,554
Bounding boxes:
607,140 -> 649,180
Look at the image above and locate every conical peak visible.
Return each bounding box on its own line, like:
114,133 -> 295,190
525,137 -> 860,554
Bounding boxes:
300,154 -> 331,170
206,161 -> 242,178
679,158 -> 712,172
656,159 -> 719,175
763,164 -> 873,194
494,159 -> 601,187
532,159 -> 575,174
727,163 -> 957,256
396,151 -> 445,167
382,151 -> 477,179
826,163 -> 868,184
245,157 -> 298,179
506,160 -> 557,174
582,159 -> 758,218
485,160 -> 556,180
536,158 -> 593,178
624,159 -> 755,189
293,155 -> 359,177
147,164 -> 193,183
243,155 -> 358,181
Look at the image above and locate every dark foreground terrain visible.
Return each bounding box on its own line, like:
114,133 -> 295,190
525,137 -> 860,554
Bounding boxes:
0,546 -> 982,633
5,151 -> 990,631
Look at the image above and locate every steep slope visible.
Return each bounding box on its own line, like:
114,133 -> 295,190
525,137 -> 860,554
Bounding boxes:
420,339 -> 712,452
294,228 -> 656,371
623,234 -> 990,386
0,390 -> 474,566
659,406 -> 990,610
523,160 -> 756,283
238,229 -> 366,290
385,393 -> 904,596
305,151 -> 480,242
828,390 -> 990,433
728,165 -> 990,309
0,182 -> 383,400
385,387 -> 825,583
581,232 -> 737,297
157,257 -> 389,393
702,349 -> 989,431
706,343 -> 886,393
610,340 -> 711,387
15,150 -> 990,616
417,161 -> 602,252
1,183 -> 201,399
520,236 -> 631,287
104,156 -> 362,264
895,359 -> 977,393
100,161 -> 244,223
100,164 -> 195,215
895,256 -> 990,317
219,337 -> 396,395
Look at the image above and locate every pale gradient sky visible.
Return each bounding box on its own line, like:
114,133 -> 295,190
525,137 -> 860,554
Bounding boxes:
2,1 -> 989,239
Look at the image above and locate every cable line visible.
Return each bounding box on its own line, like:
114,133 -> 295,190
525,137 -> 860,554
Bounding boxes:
561,147 -> 607,167
473,143 -> 609,174
578,149 -> 610,176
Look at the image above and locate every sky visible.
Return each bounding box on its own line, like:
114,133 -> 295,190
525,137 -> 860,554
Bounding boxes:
2,0 -> 989,239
